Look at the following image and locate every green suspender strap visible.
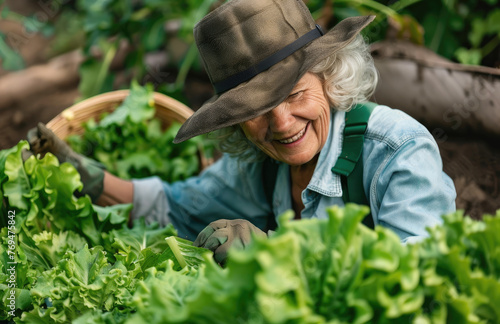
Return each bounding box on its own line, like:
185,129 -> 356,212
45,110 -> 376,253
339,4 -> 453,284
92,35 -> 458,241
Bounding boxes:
331,102 -> 377,229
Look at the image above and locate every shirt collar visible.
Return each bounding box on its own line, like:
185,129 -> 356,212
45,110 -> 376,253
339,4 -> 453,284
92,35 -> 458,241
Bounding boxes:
307,110 -> 344,197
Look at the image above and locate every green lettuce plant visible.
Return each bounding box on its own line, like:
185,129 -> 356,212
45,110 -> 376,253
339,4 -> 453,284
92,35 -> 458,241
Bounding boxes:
0,141 -> 208,322
1,139 -> 499,323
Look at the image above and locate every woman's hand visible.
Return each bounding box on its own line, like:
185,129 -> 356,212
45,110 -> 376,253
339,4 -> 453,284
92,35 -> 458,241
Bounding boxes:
194,219 -> 267,265
27,122 -> 105,202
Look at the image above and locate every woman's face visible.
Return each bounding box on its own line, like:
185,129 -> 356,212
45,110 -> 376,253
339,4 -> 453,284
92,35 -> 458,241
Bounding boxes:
240,72 -> 330,166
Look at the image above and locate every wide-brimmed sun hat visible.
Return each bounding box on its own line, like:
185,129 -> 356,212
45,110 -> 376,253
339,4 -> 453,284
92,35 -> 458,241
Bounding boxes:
174,0 -> 374,143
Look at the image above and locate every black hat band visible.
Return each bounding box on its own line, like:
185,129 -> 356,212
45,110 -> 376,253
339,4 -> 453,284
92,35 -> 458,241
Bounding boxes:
212,24 -> 324,94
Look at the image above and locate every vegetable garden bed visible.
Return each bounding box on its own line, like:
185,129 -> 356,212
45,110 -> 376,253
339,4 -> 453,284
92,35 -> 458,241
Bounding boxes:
1,87 -> 500,323
1,139 -> 500,322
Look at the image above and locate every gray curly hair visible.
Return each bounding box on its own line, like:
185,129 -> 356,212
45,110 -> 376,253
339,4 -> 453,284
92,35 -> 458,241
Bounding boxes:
213,34 -> 378,162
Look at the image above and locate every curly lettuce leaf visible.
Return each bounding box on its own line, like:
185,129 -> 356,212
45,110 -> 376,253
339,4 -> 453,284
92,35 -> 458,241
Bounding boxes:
117,205 -> 500,324
24,245 -> 133,323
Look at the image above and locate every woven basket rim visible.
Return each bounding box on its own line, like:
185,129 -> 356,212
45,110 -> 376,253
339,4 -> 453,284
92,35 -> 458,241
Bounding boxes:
46,90 -> 194,138
45,89 -> 214,170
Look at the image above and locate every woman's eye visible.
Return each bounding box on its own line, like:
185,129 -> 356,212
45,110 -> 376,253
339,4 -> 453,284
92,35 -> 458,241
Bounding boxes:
288,91 -> 303,99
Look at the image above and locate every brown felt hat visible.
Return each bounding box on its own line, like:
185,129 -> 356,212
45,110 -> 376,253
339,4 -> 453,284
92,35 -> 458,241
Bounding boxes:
174,0 -> 375,143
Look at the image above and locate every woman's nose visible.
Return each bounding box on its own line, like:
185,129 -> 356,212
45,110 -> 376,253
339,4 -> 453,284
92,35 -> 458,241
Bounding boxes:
267,103 -> 294,132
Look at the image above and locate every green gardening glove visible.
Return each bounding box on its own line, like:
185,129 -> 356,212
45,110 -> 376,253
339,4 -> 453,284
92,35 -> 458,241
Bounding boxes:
27,122 -> 105,202
194,219 -> 267,265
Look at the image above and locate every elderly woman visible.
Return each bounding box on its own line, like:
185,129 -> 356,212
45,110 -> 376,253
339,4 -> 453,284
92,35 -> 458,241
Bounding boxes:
29,0 -> 456,264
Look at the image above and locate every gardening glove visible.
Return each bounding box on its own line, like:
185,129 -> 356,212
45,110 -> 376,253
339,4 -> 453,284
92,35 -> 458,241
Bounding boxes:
194,219 -> 267,265
27,122 -> 105,202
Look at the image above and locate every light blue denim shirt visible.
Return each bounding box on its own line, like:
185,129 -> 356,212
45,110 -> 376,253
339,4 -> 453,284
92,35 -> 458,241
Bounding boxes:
131,105 -> 456,243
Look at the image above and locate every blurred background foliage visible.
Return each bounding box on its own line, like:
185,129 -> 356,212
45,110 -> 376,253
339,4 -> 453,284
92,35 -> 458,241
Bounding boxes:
0,0 -> 499,104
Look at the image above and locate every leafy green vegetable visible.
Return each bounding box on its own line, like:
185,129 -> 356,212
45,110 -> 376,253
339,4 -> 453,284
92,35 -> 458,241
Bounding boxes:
0,140 -> 208,322
2,139 -> 500,323
79,205 -> 500,324
67,81 -> 212,183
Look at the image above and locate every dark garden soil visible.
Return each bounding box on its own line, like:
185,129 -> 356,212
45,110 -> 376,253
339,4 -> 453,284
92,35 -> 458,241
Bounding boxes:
438,136 -> 500,219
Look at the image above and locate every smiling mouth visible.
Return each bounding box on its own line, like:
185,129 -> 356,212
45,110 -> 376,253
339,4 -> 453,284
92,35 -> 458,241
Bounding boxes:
277,123 -> 308,144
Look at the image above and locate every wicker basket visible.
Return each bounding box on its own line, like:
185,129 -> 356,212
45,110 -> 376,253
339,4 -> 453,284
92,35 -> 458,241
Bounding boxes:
47,90 -> 194,138
47,90 -> 212,170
